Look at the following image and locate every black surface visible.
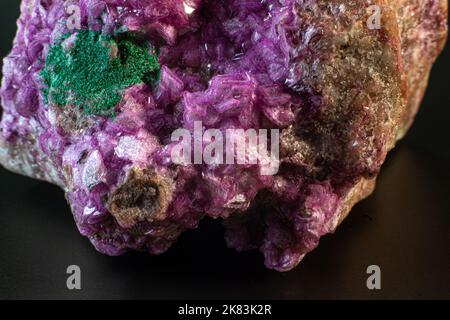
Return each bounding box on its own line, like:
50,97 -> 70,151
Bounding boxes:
0,1 -> 449,300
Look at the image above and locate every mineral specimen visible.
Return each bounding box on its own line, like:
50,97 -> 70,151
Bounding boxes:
0,0 -> 447,271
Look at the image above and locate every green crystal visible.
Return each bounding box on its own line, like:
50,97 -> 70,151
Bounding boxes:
40,30 -> 160,117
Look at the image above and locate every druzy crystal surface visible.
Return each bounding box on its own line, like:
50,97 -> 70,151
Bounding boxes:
0,0 -> 447,271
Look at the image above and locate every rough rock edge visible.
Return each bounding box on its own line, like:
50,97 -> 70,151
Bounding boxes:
283,0 -> 448,271
336,0 -> 448,233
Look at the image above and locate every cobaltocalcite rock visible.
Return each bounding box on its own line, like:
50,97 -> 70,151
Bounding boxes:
0,0 -> 447,271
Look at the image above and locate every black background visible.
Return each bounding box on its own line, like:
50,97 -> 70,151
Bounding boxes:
0,1 -> 449,300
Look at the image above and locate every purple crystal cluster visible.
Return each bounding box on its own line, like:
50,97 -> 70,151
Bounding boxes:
0,0 -> 447,271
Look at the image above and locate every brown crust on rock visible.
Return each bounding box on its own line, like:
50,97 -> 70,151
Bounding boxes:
334,0 -> 448,229
0,128 -> 64,187
396,0 -> 448,139
50,104 -> 98,135
107,168 -> 174,229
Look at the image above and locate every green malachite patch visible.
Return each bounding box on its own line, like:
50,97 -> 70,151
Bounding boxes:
40,30 -> 160,117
